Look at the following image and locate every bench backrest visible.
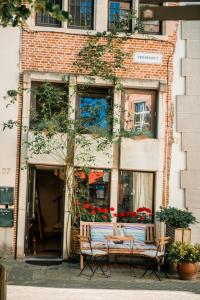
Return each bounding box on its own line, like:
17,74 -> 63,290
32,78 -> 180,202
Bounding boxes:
80,222 -> 155,243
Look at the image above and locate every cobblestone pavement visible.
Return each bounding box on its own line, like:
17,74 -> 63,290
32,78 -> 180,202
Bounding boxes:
1,257 -> 200,300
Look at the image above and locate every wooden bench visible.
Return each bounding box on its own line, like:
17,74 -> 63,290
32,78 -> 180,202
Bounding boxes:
80,222 -> 155,269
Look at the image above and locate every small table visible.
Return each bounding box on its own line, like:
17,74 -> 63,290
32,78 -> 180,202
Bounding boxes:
106,235 -> 136,275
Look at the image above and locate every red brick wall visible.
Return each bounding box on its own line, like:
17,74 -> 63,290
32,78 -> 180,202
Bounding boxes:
18,26 -> 178,228
21,30 -> 176,82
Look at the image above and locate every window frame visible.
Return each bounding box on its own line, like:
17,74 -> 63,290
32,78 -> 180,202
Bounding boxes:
121,88 -> 158,138
139,1 -> 162,35
29,81 -> 68,131
76,86 -> 114,134
108,0 -> 132,33
75,168 -> 112,209
68,0 -> 94,30
35,0 -> 62,28
118,169 -> 155,218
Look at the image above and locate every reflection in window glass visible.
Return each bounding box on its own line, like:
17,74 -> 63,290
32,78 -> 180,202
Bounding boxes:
109,0 -> 132,32
78,88 -> 112,133
123,89 -> 156,137
80,97 -> 109,130
75,169 -> 111,208
69,0 -> 93,29
139,3 -> 162,35
118,171 -> 154,212
30,82 -> 68,131
35,0 -> 62,27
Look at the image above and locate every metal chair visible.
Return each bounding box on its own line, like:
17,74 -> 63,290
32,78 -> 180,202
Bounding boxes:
79,236 -> 110,279
142,236 -> 170,281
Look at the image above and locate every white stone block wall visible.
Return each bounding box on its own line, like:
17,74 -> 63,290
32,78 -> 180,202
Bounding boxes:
177,21 -> 200,243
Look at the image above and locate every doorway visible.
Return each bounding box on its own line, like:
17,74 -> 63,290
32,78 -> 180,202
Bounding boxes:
25,166 -> 65,257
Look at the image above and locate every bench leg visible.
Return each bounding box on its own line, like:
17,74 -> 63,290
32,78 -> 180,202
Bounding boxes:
80,254 -> 84,270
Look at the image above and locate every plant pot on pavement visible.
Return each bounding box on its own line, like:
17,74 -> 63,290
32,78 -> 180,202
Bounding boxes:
177,263 -> 198,280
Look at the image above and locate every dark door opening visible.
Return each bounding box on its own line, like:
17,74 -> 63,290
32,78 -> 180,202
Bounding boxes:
25,166 -> 64,257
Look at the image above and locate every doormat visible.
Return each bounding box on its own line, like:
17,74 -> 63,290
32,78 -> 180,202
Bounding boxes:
25,257 -> 62,266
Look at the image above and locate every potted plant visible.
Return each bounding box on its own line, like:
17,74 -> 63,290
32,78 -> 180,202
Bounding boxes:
155,206 -> 198,243
168,241 -> 200,280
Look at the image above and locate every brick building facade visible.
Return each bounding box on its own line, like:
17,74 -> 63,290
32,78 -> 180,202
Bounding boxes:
2,1 -> 197,259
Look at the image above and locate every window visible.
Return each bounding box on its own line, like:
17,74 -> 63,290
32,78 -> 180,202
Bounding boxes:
77,87 -> 113,133
139,2 -> 162,35
75,169 -> 111,208
30,82 -> 68,131
108,0 -> 132,32
68,0 -> 94,29
118,170 -> 154,213
35,0 -> 62,27
122,89 -> 157,137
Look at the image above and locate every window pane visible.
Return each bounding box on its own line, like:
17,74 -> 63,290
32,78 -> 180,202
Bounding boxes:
78,88 -> 112,133
30,82 -> 68,131
122,89 -> 156,137
75,169 -> 111,208
118,171 -> 153,212
139,3 -> 162,34
69,0 -> 93,29
35,0 -> 62,27
109,0 -> 132,32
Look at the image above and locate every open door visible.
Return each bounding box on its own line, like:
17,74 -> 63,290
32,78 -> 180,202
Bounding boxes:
25,165 -> 64,257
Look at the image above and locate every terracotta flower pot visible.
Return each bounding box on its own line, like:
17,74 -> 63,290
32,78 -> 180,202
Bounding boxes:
177,263 -> 198,280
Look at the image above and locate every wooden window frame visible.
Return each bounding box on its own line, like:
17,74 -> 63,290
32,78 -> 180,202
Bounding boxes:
108,0 -> 132,32
35,0 -> 62,28
139,1 -> 162,35
118,170 -> 155,218
76,87 -> 113,134
68,0 -> 94,30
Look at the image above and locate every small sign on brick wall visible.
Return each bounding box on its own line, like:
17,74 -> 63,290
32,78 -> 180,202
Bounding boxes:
134,52 -> 162,65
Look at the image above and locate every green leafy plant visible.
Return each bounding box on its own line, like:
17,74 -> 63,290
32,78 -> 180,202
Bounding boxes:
168,241 -> 200,264
155,206 -> 198,228
0,0 -> 71,27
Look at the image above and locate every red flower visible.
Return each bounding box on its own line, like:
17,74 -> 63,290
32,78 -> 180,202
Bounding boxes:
110,207 -> 115,211
119,212 -> 125,217
136,207 -> 145,213
97,207 -> 102,212
113,213 -> 118,217
102,215 -> 107,220
83,203 -> 90,209
91,210 -> 96,215
140,217 -> 145,221
130,211 -> 137,217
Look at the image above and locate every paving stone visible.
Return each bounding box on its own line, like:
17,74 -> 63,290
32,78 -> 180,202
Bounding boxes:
1,258 -> 200,295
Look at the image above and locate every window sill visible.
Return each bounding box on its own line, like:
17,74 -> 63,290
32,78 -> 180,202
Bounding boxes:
30,25 -> 169,41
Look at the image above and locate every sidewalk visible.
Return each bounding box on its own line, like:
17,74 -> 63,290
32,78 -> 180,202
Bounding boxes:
2,258 -> 200,300
7,285 -> 200,300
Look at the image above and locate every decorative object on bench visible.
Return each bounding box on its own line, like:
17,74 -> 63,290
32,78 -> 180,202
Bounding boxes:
168,241 -> 200,280
142,236 -> 170,281
156,206 -> 198,245
79,236 -> 110,279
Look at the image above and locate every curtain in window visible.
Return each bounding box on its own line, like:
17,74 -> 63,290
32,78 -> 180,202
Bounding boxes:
133,172 -> 153,210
